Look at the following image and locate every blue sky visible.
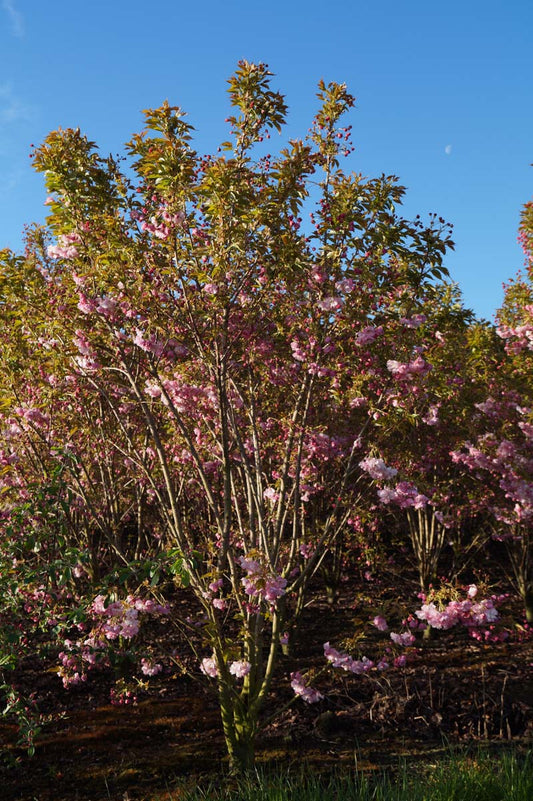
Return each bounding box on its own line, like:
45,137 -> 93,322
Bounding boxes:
1,0 -> 532,320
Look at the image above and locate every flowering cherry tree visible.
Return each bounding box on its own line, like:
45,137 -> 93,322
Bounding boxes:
452,200 -> 533,622
0,62 -> 455,771
355,283 -> 495,595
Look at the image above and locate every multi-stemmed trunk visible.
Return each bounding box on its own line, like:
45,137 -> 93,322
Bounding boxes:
218,684 -> 257,773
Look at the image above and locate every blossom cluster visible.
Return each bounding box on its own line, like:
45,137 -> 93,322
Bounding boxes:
359,456 -> 398,481
47,232 -> 81,260
377,481 -> 429,509
316,296 -> 342,313
200,655 -> 251,680
13,406 -> 50,429
56,595 -> 169,688
496,307 -> 533,354
140,658 -> 163,677
91,595 -> 169,640
57,643 -> 89,688
140,208 -> 185,240
372,615 -> 388,631
203,578 -> 228,612
386,355 -> 431,380
238,555 -> 287,604
415,588 -> 501,631
323,642 -> 376,674
400,314 -> 426,329
389,630 -> 416,647
355,325 -> 383,346
290,671 -> 323,704
451,418 -> 533,524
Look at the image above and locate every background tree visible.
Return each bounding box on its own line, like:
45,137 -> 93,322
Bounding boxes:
452,196 -> 533,622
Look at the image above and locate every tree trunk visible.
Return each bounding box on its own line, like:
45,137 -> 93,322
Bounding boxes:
218,685 -> 257,773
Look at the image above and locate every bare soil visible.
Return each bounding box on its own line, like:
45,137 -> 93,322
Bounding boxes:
1,580 -> 532,801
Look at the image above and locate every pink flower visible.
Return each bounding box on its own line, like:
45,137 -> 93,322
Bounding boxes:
290,672 -> 323,703
141,217 -> 170,239
134,599 -> 169,615
229,660 -> 251,678
355,325 -> 383,345
141,658 -> 163,676
335,277 -> 355,293
290,340 -> 307,362
47,232 -> 81,260
400,314 -> 426,328
390,631 -> 416,647
92,595 -> 107,614
47,244 -> 79,260
212,598 -> 227,611
387,356 -> 431,380
359,456 -> 398,481
20,407 -> 49,427
324,642 -> 352,669
372,615 -> 388,631
95,296 -> 117,317
77,294 -> 97,314
350,397 -> 367,408
238,555 -> 261,575
200,656 -> 218,678
118,609 -> 140,638
323,642 -> 374,674
316,296 -> 342,312
422,404 -> 440,426
263,487 -> 280,503
377,487 -> 398,504
264,575 -> 287,602
386,359 -> 405,377
102,623 -> 121,640
145,382 -> 162,398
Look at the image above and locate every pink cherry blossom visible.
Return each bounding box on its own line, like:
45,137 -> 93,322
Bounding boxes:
290,671 -> 323,703
200,656 -> 218,678
263,487 -> 280,503
316,296 -> 342,312
335,277 -> 355,293
323,642 -> 375,674
372,615 -> 388,631
263,575 -> 287,602
229,660 -> 251,678
355,325 -> 383,345
141,658 -> 163,676
359,456 -> 398,481
389,631 -> 416,647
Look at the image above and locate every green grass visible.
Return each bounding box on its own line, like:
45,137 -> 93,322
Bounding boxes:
160,750 -> 533,801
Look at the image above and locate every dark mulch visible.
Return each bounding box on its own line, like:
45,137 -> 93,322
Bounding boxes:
1,576 -> 532,801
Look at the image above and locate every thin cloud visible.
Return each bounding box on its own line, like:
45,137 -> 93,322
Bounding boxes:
444,144 -> 452,156
0,84 -> 34,126
0,166 -> 22,194
2,0 -> 24,38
